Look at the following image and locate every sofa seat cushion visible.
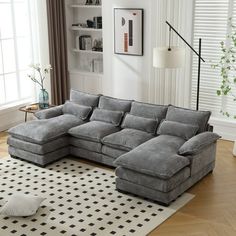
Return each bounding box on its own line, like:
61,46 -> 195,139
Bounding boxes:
8,114 -> 83,144
115,166 -> 190,192
69,137 -> 102,153
68,121 -> 120,143
102,146 -> 127,159
102,128 -> 154,151
114,135 -> 189,179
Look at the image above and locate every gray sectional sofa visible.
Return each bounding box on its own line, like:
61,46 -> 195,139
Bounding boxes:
7,89 -> 220,205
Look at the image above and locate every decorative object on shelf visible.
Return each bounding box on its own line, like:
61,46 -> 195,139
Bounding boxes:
87,19 -> 94,28
72,23 -> 87,28
153,21 -> 205,111
114,8 -> 143,56
28,63 -> 52,109
93,59 -> 103,73
95,0 -> 101,5
85,0 -> 93,5
93,16 -> 102,29
211,18 -> 236,119
92,38 -> 103,52
78,35 -> 92,50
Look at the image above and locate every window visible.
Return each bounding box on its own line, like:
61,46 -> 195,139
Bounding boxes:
0,0 -> 34,106
192,0 -> 236,119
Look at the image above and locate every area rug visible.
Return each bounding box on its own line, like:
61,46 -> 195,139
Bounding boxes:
0,158 -> 194,236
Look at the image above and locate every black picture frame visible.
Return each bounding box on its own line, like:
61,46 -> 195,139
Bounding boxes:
114,8 -> 144,56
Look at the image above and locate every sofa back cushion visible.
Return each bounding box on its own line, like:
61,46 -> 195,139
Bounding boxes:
157,120 -> 199,140
90,108 -> 123,126
130,101 -> 168,121
62,101 -> 92,121
70,89 -> 100,107
98,96 -> 132,112
166,105 -> 211,133
121,114 -> 158,134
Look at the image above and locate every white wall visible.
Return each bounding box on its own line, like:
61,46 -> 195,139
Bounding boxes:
102,0 -> 194,105
102,0 -> 153,102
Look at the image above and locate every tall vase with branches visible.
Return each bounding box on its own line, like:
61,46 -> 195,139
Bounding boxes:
28,64 -> 52,109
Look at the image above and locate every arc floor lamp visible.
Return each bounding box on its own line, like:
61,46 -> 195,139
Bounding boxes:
153,21 -> 205,111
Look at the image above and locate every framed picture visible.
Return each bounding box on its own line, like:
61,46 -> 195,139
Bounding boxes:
114,8 -> 143,56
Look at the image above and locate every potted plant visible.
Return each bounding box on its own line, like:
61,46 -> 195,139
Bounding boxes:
28,64 -> 52,109
211,18 -> 236,156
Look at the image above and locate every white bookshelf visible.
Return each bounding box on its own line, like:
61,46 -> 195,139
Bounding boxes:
72,48 -> 103,55
70,4 -> 101,9
67,0 -> 103,77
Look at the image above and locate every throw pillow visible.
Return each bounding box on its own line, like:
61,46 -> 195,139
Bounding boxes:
157,120 -> 199,140
90,108 -> 123,126
0,193 -> 45,217
121,114 -> 158,134
62,101 -> 92,120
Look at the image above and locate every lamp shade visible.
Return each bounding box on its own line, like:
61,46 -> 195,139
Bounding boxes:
153,46 -> 185,68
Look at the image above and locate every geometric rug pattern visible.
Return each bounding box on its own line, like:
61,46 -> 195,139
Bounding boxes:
0,158 -> 194,236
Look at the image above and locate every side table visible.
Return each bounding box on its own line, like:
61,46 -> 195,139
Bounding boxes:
19,103 -> 55,122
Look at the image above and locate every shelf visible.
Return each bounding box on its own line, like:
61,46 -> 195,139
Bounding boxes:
69,69 -> 103,76
70,4 -> 101,9
72,48 -> 103,55
71,26 -> 102,32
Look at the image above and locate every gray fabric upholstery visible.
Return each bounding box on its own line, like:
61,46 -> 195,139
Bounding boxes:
166,105 -> 211,133
157,120 -> 199,140
178,132 -> 221,155
114,135 -> 188,179
70,146 -> 116,167
130,101 -> 168,120
34,105 -> 64,119
98,96 -> 132,112
102,146 -> 127,159
90,108 -> 123,126
62,101 -> 92,120
102,128 -> 154,151
116,161 -> 215,205
8,114 -> 83,144
121,114 -> 158,134
68,121 -> 120,143
7,136 -> 68,155
186,143 -> 217,176
9,146 -> 69,166
69,137 -> 101,153
70,89 -> 100,107
116,166 -> 190,192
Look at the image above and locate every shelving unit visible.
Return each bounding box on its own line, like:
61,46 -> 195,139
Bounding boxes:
67,0 -> 103,76
72,48 -> 103,55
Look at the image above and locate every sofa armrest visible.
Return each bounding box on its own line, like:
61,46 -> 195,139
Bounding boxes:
178,132 -> 221,156
34,105 -> 64,119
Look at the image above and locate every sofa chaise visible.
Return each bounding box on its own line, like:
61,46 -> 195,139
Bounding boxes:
7,89 -> 220,205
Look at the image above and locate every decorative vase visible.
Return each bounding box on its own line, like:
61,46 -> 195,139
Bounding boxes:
233,141 -> 236,157
39,89 -> 49,109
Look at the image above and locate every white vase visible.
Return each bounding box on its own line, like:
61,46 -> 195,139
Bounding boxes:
233,141 -> 236,157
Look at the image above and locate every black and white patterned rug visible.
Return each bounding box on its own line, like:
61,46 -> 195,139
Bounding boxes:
0,158 -> 194,236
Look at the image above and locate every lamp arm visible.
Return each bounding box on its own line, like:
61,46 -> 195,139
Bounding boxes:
166,21 -> 205,62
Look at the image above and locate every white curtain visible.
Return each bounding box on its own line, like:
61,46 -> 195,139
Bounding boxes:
149,0 -> 194,108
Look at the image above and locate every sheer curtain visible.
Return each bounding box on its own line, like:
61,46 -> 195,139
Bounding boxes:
149,0 -> 194,108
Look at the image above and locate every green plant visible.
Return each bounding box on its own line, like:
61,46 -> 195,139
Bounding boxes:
211,18 -> 236,119
28,63 -> 52,90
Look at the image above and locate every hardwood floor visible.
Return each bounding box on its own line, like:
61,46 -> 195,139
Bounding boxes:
1,132 -> 236,235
